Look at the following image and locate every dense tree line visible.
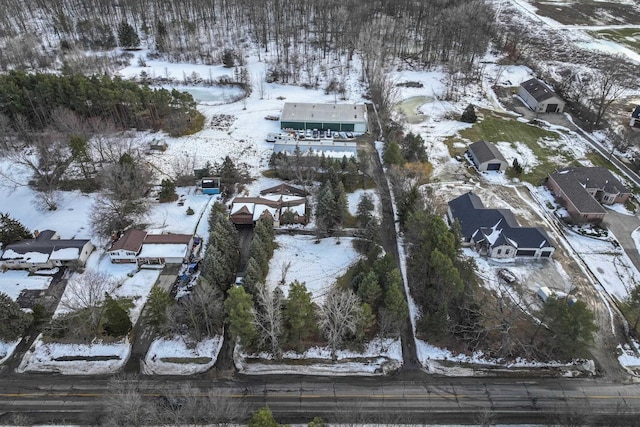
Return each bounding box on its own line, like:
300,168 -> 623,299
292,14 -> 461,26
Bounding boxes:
0,72 -> 202,137
0,0 -> 494,80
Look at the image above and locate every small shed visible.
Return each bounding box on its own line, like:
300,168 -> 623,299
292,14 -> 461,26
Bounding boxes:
518,78 -> 565,113
468,140 -> 508,172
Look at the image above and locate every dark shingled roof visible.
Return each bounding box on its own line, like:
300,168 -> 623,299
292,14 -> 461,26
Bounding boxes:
549,167 -> 629,214
632,105 -> 640,119
449,192 -> 553,250
520,78 -> 558,102
2,234 -> 90,257
469,140 -> 507,164
109,229 -> 147,252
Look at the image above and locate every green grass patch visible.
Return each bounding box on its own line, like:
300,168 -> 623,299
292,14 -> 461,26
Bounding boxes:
160,357 -> 212,364
589,28 -> 640,53
261,169 -> 279,178
584,152 -> 615,170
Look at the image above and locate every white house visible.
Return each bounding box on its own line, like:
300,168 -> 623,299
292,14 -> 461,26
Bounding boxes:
518,78 -> 565,113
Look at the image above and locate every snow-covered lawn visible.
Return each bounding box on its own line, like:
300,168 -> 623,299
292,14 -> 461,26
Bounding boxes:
347,189 -> 380,218
265,235 -> 360,304
0,270 -> 52,301
143,335 -> 223,375
237,338 -> 402,376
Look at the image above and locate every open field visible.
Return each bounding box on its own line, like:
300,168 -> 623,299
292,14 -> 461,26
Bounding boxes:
589,28 -> 640,54
530,0 -> 640,26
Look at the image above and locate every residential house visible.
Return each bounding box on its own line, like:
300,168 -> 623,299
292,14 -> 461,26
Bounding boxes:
1,230 -> 94,271
630,105 -> 640,128
547,167 -> 631,223
108,230 -> 196,266
230,184 -> 308,226
467,140 -> 508,172
518,78 -> 565,113
448,192 -> 555,259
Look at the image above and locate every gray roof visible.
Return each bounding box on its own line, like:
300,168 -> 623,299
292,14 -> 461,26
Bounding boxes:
2,236 -> 91,258
449,192 -> 553,250
469,140 -> 507,164
281,103 -> 367,124
549,167 -> 629,214
632,105 -> 640,119
520,78 -> 559,102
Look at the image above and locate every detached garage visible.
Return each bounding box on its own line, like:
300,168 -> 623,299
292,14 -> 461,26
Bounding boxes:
280,103 -> 368,132
518,78 -> 565,113
468,140 -> 508,172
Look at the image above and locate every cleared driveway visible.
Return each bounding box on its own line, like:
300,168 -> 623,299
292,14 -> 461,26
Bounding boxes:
603,209 -> 640,274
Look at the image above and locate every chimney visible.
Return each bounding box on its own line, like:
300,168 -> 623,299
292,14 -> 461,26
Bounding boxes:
34,230 -> 40,238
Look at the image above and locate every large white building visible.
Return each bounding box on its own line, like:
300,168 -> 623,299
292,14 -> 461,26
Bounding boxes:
280,103 -> 368,133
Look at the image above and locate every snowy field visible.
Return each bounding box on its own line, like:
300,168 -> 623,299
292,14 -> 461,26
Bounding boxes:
265,235 -> 360,304
143,335 -> 224,375
0,270 -> 52,301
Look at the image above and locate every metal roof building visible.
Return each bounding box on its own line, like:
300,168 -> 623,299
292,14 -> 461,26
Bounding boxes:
280,103 -> 367,132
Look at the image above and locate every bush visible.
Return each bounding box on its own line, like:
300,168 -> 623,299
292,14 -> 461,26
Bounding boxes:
460,104 -> 477,123
186,206 -> 195,215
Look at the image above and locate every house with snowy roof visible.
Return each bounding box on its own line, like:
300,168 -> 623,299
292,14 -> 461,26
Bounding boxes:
447,192 -> 555,259
630,105 -> 640,128
547,167 -> 631,223
518,78 -> 565,114
1,230 -> 94,271
107,229 -> 196,266
230,184 -> 308,226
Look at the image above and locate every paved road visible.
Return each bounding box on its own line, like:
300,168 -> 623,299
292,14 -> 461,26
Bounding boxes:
0,374 -> 639,425
604,210 -> 640,275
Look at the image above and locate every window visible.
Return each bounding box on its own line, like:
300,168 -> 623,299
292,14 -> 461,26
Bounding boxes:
497,249 -> 502,255
505,249 -> 510,255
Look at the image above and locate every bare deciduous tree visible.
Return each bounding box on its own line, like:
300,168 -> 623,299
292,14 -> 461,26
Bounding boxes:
253,286 -> 284,360
102,374 -> 157,427
319,288 -> 362,360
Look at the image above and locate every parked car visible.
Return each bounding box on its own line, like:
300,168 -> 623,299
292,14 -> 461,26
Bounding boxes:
312,128 -> 319,139
305,129 -> 312,138
325,130 -> 332,138
346,131 -> 354,138
298,129 -> 305,139
266,132 -> 279,143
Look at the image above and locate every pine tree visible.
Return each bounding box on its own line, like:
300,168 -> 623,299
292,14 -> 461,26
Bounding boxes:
222,49 -> 235,68
248,406 -> 280,427
225,286 -> 257,347
103,294 -> 132,337
315,183 -> 337,237
460,104 -> 477,123
0,292 -> 32,341
117,21 -> 140,49
284,281 -> 317,351
357,271 -> 382,307
384,280 -> 408,323
383,141 -> 404,166
146,287 -> 172,331
158,179 -> 177,202
0,213 -> 32,247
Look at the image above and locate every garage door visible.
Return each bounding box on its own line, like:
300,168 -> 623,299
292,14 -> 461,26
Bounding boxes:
486,163 -> 501,171
516,249 -> 536,257
340,123 -> 355,132
545,103 -> 558,113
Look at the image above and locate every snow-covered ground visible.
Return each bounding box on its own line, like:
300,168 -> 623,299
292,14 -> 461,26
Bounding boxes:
265,235 -> 360,304
237,338 -> 402,376
143,335 -> 224,375
0,270 -> 52,301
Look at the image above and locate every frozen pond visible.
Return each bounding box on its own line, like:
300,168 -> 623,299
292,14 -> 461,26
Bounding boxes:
154,85 -> 245,104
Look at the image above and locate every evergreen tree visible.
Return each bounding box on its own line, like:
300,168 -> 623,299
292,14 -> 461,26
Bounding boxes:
242,258 -> 264,296
284,281 -> 317,351
117,21 -> 140,49
334,181 -> 348,228
383,141 -> 404,166
222,49 -> 235,68
315,183 -> 337,237
0,213 -> 32,247
541,297 -> 597,360
401,132 -> 428,162
384,280 -> 408,323
460,104 -> 477,123
103,294 -> 132,337
158,179 -> 177,202
225,286 -> 257,347
357,271 -> 382,307
356,194 -> 375,228
0,292 -> 32,341
248,406 -> 280,427
146,287 -> 172,331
